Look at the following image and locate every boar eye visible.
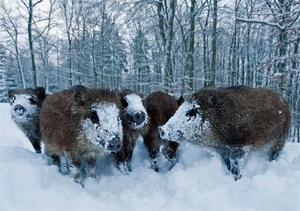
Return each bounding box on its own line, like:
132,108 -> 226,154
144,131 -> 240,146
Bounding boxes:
90,110 -> 100,124
9,96 -> 16,104
28,97 -> 36,104
186,108 -> 198,118
122,97 -> 129,108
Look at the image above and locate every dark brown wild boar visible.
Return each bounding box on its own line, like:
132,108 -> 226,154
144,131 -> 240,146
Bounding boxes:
143,91 -> 184,172
159,85 -> 291,180
8,87 -> 46,153
113,90 -> 148,173
39,85 -> 123,182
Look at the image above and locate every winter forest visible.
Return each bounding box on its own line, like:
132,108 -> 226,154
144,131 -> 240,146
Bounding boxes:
0,0 -> 299,141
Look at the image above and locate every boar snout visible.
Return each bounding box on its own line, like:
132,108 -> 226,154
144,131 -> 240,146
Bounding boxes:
106,137 -> 123,152
14,104 -> 26,115
133,111 -> 146,125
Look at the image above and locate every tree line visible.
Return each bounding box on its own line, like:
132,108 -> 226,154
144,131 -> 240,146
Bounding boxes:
0,0 -> 299,141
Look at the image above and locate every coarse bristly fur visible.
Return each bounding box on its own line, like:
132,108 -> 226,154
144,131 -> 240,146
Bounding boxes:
39,85 -> 124,183
112,89 -> 148,173
8,87 -> 46,153
159,86 -> 291,180
143,91 -> 184,172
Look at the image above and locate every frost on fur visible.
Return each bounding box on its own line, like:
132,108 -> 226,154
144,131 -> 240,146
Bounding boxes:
159,101 -> 211,143
82,102 -> 123,152
10,94 -> 39,123
8,87 -> 46,153
159,86 -> 291,180
124,93 -> 148,129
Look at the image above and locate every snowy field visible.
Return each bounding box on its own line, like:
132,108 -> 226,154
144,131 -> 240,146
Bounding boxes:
0,102 -> 300,211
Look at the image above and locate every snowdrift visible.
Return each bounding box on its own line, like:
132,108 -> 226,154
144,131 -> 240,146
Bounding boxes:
0,103 -> 299,211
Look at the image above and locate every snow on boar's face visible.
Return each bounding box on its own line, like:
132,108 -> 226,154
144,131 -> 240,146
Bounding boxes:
8,87 -> 46,123
122,93 -> 148,129
159,100 -> 210,143
72,85 -> 123,152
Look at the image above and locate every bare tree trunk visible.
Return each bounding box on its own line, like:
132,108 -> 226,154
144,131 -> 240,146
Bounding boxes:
56,38 -> 60,86
156,0 -> 177,92
245,24 -> 252,86
199,3 -> 210,87
15,44 -> 26,88
187,0 -> 196,92
203,33 -> 209,87
91,31 -> 98,86
157,0 -> 166,48
291,37 -> 299,142
60,0 -> 74,86
164,0 -> 177,91
210,0 -> 217,87
27,0 -> 43,88
277,28 -> 288,94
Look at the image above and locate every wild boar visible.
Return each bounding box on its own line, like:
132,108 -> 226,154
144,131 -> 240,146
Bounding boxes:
39,85 -> 123,182
143,91 -> 184,171
8,87 -> 46,153
113,90 -> 148,173
159,86 -> 291,180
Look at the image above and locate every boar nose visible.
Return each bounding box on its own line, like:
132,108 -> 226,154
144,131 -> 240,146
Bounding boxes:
133,111 -> 146,125
14,104 -> 26,115
107,137 -> 123,152
158,126 -> 166,139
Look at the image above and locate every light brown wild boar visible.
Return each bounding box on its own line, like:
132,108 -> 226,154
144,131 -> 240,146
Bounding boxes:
39,85 -> 123,182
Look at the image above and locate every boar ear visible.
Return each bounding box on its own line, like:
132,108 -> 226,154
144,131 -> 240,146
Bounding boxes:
74,85 -> 88,106
116,90 -> 129,108
8,89 -> 16,104
8,89 -> 16,99
137,92 -> 144,98
35,87 -> 46,100
195,89 -> 217,110
202,90 -> 217,108
121,95 -> 129,108
177,95 -> 184,106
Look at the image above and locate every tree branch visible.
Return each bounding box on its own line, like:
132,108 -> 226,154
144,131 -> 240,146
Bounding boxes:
288,10 -> 300,28
236,17 -> 284,30
33,0 -> 43,7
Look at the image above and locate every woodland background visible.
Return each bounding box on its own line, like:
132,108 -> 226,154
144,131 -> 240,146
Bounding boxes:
0,0 -> 299,141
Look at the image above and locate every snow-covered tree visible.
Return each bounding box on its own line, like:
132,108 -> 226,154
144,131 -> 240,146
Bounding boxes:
131,27 -> 151,93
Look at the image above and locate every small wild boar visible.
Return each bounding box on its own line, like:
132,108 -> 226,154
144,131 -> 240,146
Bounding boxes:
8,87 -> 46,153
159,86 -> 291,180
39,85 -> 123,182
113,90 -> 148,173
143,91 -> 184,172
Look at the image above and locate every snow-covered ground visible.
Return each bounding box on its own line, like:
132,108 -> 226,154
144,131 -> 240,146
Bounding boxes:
0,103 -> 299,211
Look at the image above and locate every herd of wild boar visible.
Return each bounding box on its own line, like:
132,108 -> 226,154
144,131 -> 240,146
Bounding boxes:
8,85 -> 291,182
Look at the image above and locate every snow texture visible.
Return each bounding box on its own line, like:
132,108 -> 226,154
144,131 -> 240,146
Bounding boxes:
124,93 -> 148,129
160,101 -> 211,143
0,103 -> 300,211
82,102 -> 123,150
9,94 -> 39,123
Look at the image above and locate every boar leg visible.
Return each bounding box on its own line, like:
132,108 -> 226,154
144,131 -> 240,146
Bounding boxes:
30,139 -> 41,153
27,130 -> 41,153
162,141 -> 179,170
268,136 -> 286,161
143,129 -> 160,172
113,136 -> 135,173
219,145 -> 250,180
76,158 -> 97,186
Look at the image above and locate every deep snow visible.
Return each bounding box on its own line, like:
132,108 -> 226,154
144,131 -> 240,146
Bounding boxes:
0,103 -> 299,211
